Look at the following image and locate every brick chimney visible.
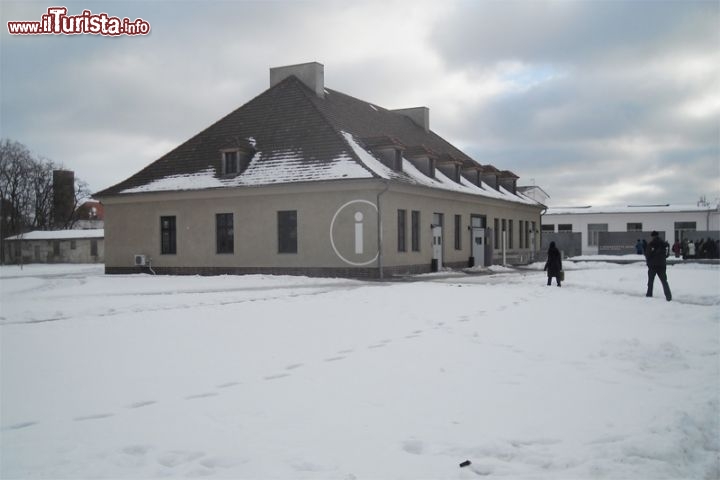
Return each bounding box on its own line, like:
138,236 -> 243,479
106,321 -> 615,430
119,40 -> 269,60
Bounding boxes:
53,170 -> 75,228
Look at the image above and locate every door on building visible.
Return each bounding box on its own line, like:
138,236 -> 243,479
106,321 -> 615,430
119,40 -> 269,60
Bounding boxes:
470,215 -> 486,267
431,212 -> 444,271
471,228 -> 485,267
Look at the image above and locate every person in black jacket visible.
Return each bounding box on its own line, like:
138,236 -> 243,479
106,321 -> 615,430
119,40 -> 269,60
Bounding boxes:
645,231 -> 672,301
544,241 -> 562,287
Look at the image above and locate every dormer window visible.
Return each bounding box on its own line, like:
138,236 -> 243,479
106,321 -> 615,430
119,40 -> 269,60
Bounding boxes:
437,155 -> 462,183
359,136 -> 404,172
393,149 -> 403,172
404,146 -> 436,179
223,151 -> 239,175
220,148 -> 254,176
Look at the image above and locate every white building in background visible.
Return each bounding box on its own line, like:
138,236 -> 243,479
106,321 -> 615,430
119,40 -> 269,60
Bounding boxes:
3,229 -> 104,264
542,204 -> 720,255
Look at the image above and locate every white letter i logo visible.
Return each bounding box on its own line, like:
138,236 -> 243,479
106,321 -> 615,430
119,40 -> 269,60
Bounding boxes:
354,212 -> 364,254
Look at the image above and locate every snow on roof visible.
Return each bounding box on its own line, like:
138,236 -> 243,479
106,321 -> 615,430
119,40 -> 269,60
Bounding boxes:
121,149 -> 375,194
5,229 -> 104,241
121,130 -> 540,206
545,204 -> 720,215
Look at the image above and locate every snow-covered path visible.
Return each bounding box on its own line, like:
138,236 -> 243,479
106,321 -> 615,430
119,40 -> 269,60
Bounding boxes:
1,263 -> 718,479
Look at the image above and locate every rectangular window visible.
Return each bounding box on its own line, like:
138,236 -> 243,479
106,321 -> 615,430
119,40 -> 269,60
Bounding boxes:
70,240 -> 77,250
626,222 -> 642,232
588,223 -> 608,247
454,214 -> 462,250
471,215 -> 485,228
224,151 -> 238,175
53,240 -> 60,255
494,218 -> 499,249
558,224 -> 572,232
508,219 -> 514,249
216,213 -> 234,254
278,210 -> 297,254
90,239 -> 98,256
519,220 -> 524,249
542,224 -> 555,232
397,209 -> 407,252
161,216 -> 177,254
411,210 -> 420,252
674,221 -> 696,230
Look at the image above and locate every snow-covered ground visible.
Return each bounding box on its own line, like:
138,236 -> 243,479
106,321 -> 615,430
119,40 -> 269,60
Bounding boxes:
1,262 -> 718,479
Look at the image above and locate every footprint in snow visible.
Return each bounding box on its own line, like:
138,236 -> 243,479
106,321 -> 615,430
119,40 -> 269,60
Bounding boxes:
324,356 -> 346,362
217,381 -> 241,388
263,373 -> 290,381
2,421 -> 38,431
127,400 -> 157,409
74,413 -> 115,421
185,392 -> 219,400
285,363 -> 304,370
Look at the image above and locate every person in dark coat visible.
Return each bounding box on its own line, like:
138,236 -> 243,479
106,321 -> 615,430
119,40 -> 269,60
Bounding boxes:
645,231 -> 671,301
544,241 -> 562,287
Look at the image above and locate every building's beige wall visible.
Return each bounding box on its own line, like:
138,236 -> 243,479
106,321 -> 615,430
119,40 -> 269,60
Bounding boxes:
380,185 -> 542,267
102,180 -> 542,271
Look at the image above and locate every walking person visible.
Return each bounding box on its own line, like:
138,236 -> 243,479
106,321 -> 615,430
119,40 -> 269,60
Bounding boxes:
544,241 -> 562,287
635,239 -> 643,255
645,231 -> 671,301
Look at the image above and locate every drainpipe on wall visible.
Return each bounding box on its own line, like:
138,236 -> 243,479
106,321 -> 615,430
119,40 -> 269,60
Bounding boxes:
376,181 -> 390,280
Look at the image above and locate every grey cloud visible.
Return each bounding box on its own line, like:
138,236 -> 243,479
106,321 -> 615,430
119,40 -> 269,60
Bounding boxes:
433,1 -> 717,67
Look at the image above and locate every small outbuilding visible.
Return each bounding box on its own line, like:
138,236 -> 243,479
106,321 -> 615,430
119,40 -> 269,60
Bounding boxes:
542,204 -> 720,256
3,229 -> 104,264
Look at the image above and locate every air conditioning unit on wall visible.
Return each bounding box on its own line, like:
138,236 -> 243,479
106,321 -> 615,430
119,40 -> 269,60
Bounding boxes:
134,254 -> 147,266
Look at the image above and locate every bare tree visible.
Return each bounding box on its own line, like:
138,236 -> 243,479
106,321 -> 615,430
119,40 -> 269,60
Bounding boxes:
1,139 -> 92,263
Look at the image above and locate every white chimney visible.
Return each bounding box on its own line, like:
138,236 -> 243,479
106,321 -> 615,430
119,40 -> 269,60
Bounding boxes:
270,62 -> 325,98
392,107 -> 429,132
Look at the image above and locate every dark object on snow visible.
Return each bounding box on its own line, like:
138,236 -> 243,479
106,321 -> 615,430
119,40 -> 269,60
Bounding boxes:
645,233 -> 672,301
544,241 -> 562,287
459,460 -> 472,468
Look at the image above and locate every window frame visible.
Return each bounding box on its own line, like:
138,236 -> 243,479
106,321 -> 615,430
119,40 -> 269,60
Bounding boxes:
397,209 -> 407,252
160,216 -> 177,255
454,214 -> 462,250
222,150 -> 239,175
278,210 -> 298,254
508,219 -> 514,249
411,210 -> 420,252
216,213 -> 234,254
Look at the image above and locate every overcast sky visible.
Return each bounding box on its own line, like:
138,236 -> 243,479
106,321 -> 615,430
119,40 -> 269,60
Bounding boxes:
2,0 -> 718,206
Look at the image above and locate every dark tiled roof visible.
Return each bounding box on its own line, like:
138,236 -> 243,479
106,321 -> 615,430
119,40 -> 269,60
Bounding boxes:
96,76 -> 522,200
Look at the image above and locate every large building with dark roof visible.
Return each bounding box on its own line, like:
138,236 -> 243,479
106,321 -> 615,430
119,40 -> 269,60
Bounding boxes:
96,62 -> 544,278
